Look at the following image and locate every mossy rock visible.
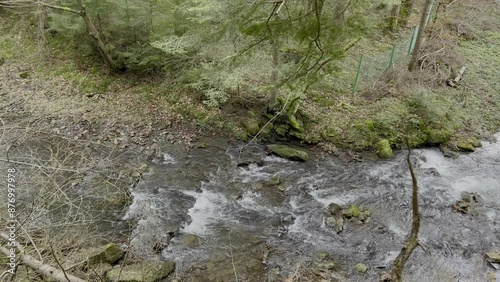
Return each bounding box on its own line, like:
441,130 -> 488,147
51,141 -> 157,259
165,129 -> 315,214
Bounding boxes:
106,261 -> 175,282
355,263 -> 368,273
344,204 -> 360,219
19,72 -> 29,79
288,115 -> 304,132
275,125 -> 289,136
266,175 -> 281,186
427,128 -> 453,144
267,144 -> 309,162
242,120 -> 261,136
83,243 -> 124,265
468,137 -> 482,148
376,139 -> 393,158
456,141 -> 475,152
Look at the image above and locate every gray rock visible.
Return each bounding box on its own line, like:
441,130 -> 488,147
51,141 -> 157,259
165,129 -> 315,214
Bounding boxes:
82,243 -> 124,265
106,261 -> 175,282
327,202 -> 342,216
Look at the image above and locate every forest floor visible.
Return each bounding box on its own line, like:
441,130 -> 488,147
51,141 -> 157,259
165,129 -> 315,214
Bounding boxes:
1,1 -> 500,155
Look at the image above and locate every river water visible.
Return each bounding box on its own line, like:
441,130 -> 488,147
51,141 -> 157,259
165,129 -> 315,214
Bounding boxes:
124,133 -> 500,281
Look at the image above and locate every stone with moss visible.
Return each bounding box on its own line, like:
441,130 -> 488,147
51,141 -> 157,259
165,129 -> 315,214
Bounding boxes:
84,243 -> 124,265
376,139 -> 393,158
274,125 -> 289,136
355,263 -> 368,273
266,175 -> 281,186
267,144 -> 309,161
468,137 -> 482,148
105,261 -> 175,282
288,115 -> 304,132
344,204 -> 360,219
242,120 -> 260,136
456,141 -> 475,152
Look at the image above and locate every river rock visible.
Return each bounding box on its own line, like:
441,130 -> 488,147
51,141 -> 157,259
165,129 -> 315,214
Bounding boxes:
456,141 -> 475,152
468,137 -> 482,148
327,202 -> 342,216
181,234 -> 201,247
266,175 -> 281,186
344,204 -> 360,219
83,243 -> 124,265
440,146 -> 460,158
376,140 -> 393,158
486,251 -> 500,263
267,144 -> 309,161
317,251 -> 330,261
355,263 -> 368,273
106,261 -> 175,282
461,192 -> 472,203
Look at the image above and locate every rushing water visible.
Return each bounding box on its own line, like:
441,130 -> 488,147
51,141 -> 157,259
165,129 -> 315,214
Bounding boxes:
124,133 -> 500,281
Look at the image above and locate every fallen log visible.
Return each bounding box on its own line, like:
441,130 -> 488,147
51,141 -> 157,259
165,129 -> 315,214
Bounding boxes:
0,232 -> 87,282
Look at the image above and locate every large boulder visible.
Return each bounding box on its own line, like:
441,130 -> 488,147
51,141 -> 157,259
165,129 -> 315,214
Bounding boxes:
106,261 -> 175,282
267,144 -> 309,161
376,140 -> 393,158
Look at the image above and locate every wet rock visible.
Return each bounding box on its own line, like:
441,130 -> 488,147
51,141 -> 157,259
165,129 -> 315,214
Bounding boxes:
335,217 -> 344,233
181,234 -> 201,247
456,141 -> 475,152
327,202 -> 342,216
440,146 -> 459,158
376,140 -> 393,159
380,273 -> 392,281
355,263 -> 368,273
82,243 -> 124,265
468,137 -> 482,148
325,217 -> 337,227
375,225 -> 387,234
317,251 -> 330,261
344,204 -> 360,219
266,175 -> 281,186
276,183 -> 287,191
267,144 -> 309,161
486,251 -> 500,263
451,200 -> 471,214
487,272 -> 498,282
461,192 -> 472,203
106,261 -> 175,282
316,260 -> 337,270
423,167 -> 440,176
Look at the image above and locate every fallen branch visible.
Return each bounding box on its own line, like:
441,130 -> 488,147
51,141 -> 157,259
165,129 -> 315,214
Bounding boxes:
390,138 -> 421,282
447,66 -> 466,87
0,232 -> 87,282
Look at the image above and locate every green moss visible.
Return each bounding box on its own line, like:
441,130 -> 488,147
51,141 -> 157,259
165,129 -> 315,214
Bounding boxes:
456,141 -> 475,152
376,139 -> 393,158
267,144 -> 309,161
426,128 -> 453,144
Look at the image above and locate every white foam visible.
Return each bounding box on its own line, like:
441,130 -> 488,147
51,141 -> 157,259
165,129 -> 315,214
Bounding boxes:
182,189 -> 230,235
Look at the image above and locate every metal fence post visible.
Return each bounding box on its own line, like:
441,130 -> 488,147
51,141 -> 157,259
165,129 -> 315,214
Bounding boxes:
352,54 -> 363,95
388,44 -> 396,70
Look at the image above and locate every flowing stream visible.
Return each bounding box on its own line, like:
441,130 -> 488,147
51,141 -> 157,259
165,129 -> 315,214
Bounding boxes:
124,133 -> 500,281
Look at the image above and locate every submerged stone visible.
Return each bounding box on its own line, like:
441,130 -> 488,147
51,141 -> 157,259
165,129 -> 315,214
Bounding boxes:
106,261 -> 175,282
344,204 -> 360,219
355,263 -> 368,273
440,146 -> 460,158
327,202 -> 342,216
267,144 -> 309,161
376,139 -> 393,158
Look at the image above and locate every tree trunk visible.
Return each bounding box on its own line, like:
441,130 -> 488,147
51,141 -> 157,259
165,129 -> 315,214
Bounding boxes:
76,0 -> 121,71
408,0 -> 433,72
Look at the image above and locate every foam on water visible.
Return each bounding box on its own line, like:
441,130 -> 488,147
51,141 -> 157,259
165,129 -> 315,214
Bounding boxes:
182,188 -> 229,235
